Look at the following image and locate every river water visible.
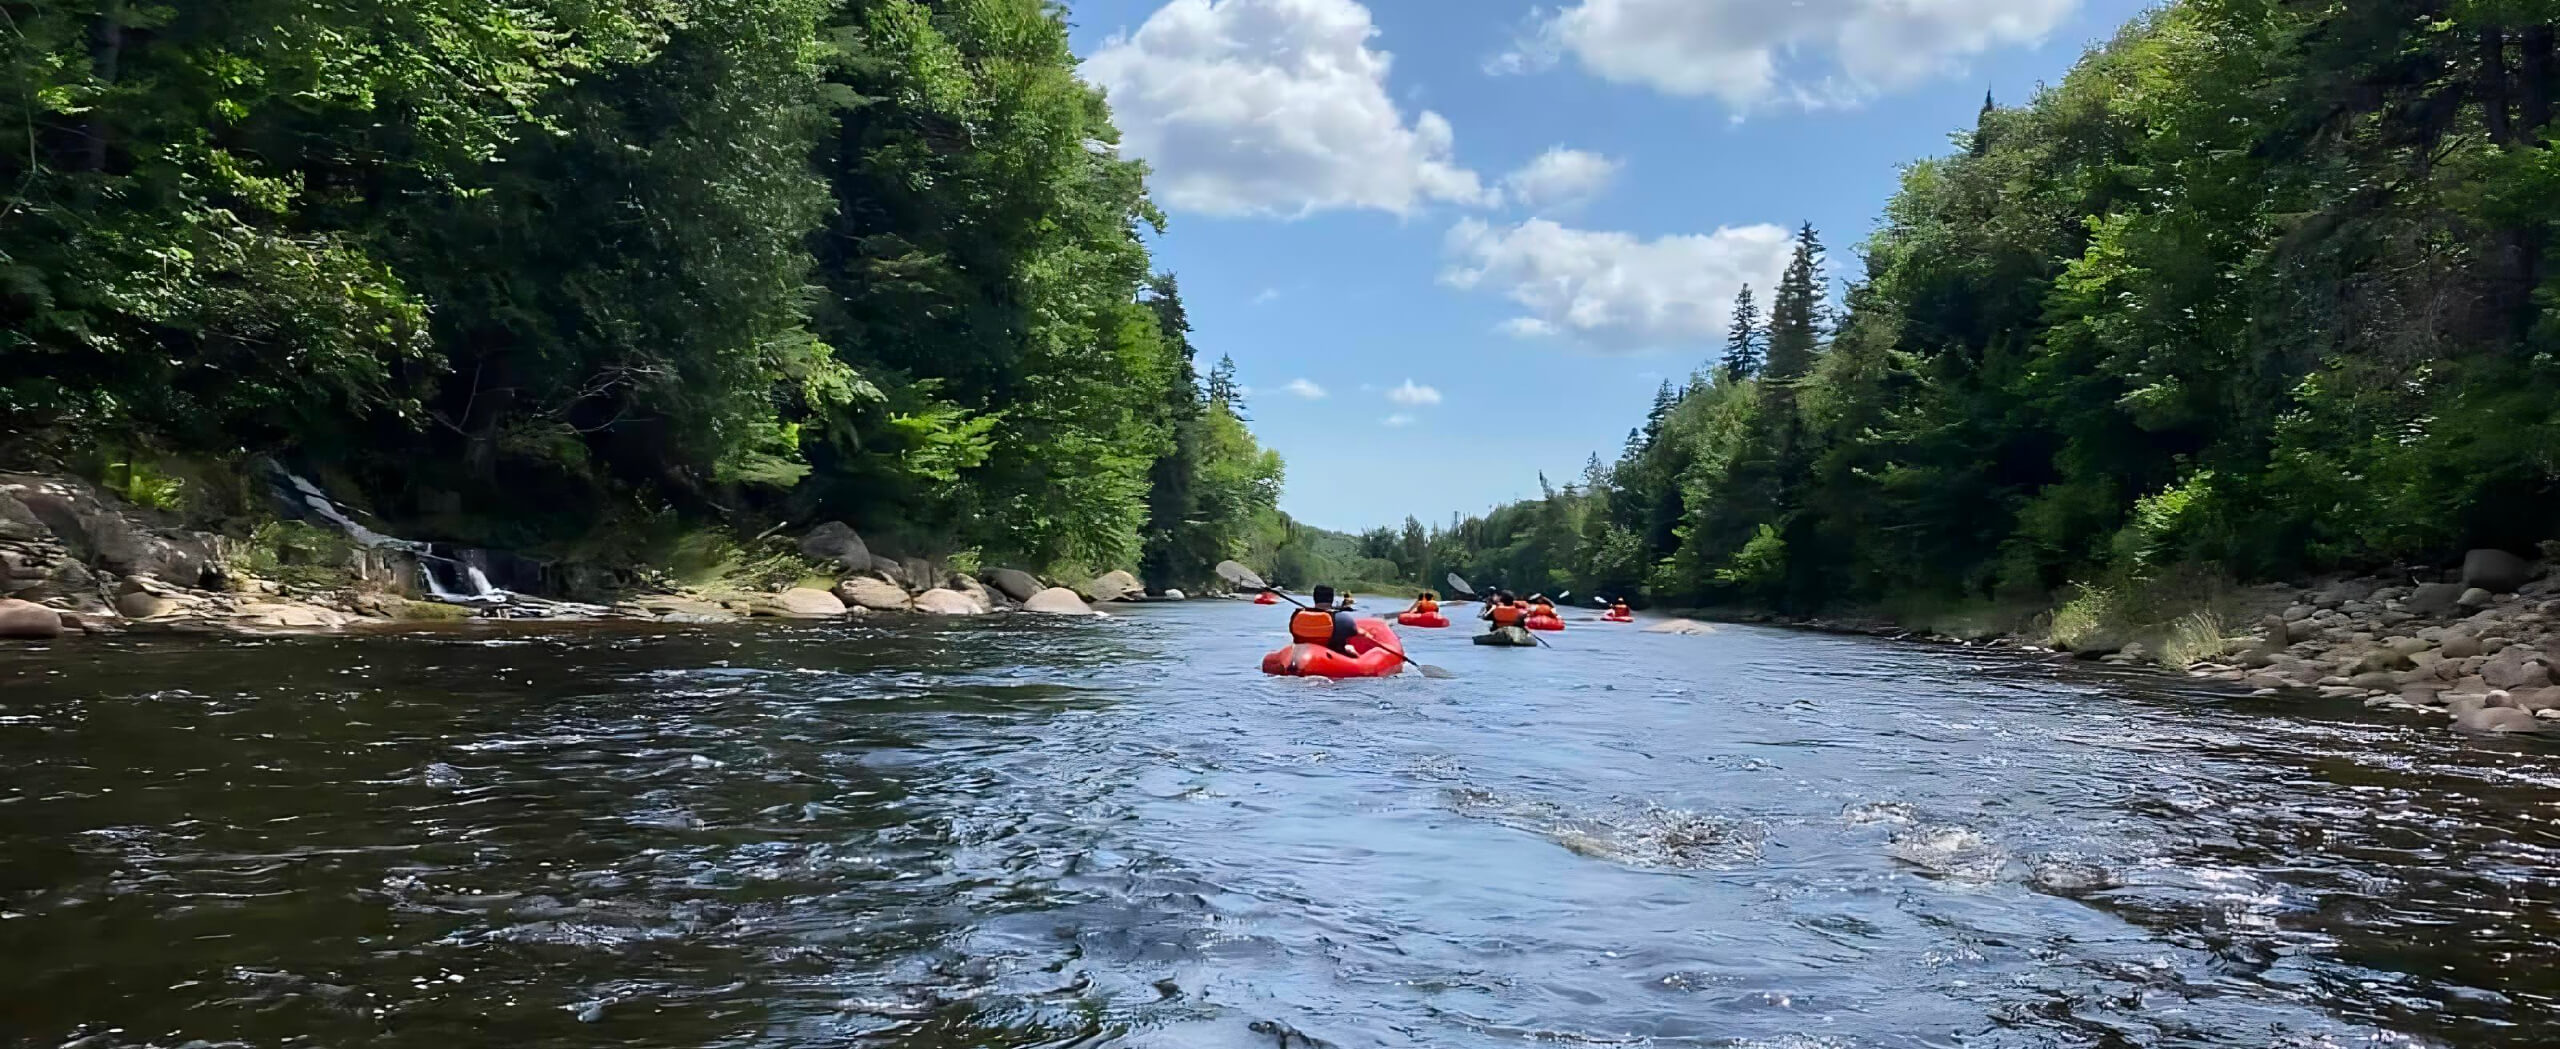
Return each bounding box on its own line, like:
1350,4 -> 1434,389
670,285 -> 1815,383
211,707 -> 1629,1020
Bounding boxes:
5,602 -> 2558,1047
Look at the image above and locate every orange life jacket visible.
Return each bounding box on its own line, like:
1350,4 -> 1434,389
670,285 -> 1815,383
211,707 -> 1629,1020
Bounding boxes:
1490,604 -> 1524,627
1289,608 -> 1337,646
1611,603 -> 1631,616
1533,602 -> 1555,617
1415,599 -> 1439,614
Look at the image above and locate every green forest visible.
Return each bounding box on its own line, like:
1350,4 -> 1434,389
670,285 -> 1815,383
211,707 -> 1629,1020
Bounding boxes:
0,0 -> 1283,590
1378,1 -> 2560,623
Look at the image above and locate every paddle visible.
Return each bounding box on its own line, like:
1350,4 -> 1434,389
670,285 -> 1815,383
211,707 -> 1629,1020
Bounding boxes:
1446,572 -> 1553,649
1218,562 -> 1453,679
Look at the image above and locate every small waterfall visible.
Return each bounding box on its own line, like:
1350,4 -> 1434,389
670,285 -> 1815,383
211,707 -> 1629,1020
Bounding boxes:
274,469 -> 511,606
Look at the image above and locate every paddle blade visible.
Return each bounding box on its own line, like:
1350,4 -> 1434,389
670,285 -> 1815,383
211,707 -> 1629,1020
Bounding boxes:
1418,664 -> 1456,679
1216,560 -> 1270,592
1445,573 -> 1475,597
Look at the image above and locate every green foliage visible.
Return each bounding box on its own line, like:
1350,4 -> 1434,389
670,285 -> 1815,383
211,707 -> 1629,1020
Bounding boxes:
238,521 -> 359,588
3,0 -> 1280,580
1357,0 -> 2560,620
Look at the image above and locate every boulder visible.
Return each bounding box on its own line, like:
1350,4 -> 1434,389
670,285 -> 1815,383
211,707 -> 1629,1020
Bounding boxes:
2463,548 -> 2535,593
2258,616 -> 2292,647
868,555 -> 907,585
234,601 -> 354,630
2453,706 -> 2544,736
911,588 -> 987,615
797,522 -> 871,571
2459,587 -> 2496,610
2510,686 -> 2560,713
984,568 -> 1044,603
2445,694 -> 2493,717
1021,587 -> 1097,616
1642,618 -> 1719,635
953,575 -> 1000,610
0,491 -> 43,541
1082,570 -> 1142,603
1163,588 -> 1186,601
757,587 -> 847,619
2439,633 -> 2484,659
835,576 -> 912,612
2353,648 -> 2412,674
2406,582 -> 2466,617
2282,604 -> 2315,623
114,590 -> 167,620
2481,648 -> 2554,691
900,557 -> 937,592
2320,579 -> 2377,605
0,597 -> 63,639
2386,636 -> 2432,658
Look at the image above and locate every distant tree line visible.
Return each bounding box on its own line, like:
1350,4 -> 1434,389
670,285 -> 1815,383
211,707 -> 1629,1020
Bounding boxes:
1379,1 -> 2560,612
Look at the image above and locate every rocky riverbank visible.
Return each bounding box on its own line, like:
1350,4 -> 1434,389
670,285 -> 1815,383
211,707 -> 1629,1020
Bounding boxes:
0,473 -> 1157,641
1705,548 -> 2560,736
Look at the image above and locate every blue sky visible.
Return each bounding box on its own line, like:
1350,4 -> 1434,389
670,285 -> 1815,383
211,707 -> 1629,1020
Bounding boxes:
1066,0 -> 2156,533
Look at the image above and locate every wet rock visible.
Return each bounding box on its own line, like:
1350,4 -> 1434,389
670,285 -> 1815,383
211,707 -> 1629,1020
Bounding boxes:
756,588 -> 847,619
0,491 -> 43,541
1021,587 -> 1096,616
2318,685 -> 2371,700
953,575 -> 1000,610
797,522 -> 870,571
835,576 -> 911,612
0,597 -> 64,639
1642,618 -> 1719,635
2454,706 -> 2544,735
983,567 -> 1044,603
2406,582 -> 2466,617
910,588 -> 986,616
2444,694 -> 2493,717
1082,569 -> 1142,603
900,557 -> 937,593
867,554 -> 906,585
2459,587 -> 2496,610
2282,604 -> 2315,623
2463,548 -> 2535,593
2440,633 -> 2484,659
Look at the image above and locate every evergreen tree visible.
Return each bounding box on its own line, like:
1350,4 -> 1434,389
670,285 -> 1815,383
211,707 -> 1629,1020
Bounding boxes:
1207,354 -> 1247,420
1764,224 -> 1827,384
1720,284 -> 1764,382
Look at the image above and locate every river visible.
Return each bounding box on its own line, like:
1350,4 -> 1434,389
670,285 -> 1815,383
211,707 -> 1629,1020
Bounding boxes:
4,601 -> 2557,1047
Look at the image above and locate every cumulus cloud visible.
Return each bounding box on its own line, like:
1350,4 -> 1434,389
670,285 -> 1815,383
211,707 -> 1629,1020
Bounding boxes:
1442,217 -> 1794,353
1283,378 -> 1328,399
1502,147 -> 1622,209
1084,0 -> 1494,217
1386,379 -> 1443,406
1495,0 -> 2078,110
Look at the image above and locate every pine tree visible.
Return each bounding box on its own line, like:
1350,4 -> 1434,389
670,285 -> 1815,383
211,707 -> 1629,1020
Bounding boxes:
1763,224 -> 1826,384
1206,354 -> 1247,420
1720,284 -> 1763,382
1641,379 -> 1677,443
1970,88 -> 1997,157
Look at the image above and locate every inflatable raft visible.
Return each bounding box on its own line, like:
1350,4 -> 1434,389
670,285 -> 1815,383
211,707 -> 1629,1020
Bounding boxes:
1396,611 -> 1451,629
1601,612 -> 1633,623
1262,618 -> 1406,678
1525,613 -> 1565,632
1254,592 -> 1279,605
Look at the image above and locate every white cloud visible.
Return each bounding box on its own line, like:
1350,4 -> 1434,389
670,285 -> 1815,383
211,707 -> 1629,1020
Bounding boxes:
1283,377 -> 1329,399
1382,413 -> 1417,427
1502,147 -> 1622,208
1496,0 -> 2078,110
1442,217 -> 1793,353
1253,287 -> 1283,305
1386,379 -> 1443,406
1083,0 -> 1494,217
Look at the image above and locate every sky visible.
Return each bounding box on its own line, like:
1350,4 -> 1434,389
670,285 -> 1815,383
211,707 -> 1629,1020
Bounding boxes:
1062,0 -> 2158,534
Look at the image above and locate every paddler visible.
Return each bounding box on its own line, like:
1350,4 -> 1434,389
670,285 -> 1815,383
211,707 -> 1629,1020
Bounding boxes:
1288,585 -> 1360,655
1610,598 -> 1632,618
1482,591 -> 1526,629
1529,594 -> 1557,619
1400,590 -> 1441,618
